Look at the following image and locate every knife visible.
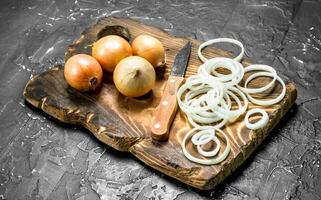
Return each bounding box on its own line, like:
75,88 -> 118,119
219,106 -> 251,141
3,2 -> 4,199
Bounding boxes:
151,41 -> 192,141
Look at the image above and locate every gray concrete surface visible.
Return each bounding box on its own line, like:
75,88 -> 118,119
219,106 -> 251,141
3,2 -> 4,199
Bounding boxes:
0,0 -> 321,199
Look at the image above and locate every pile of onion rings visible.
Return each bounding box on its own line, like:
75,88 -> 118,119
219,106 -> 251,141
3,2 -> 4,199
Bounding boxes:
178,38 -> 286,165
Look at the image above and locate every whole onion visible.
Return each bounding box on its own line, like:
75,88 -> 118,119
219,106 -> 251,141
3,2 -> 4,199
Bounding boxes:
64,54 -> 103,92
131,34 -> 165,68
113,56 -> 156,97
92,35 -> 132,72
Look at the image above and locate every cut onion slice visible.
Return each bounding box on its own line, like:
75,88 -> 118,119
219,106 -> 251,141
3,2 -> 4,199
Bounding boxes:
177,78 -> 224,113
244,108 -> 269,130
245,72 -> 286,106
237,64 -> 277,94
197,136 -> 221,157
198,57 -> 244,87
176,38 -> 287,165
191,129 -> 215,145
198,38 -> 245,62
181,127 -> 231,165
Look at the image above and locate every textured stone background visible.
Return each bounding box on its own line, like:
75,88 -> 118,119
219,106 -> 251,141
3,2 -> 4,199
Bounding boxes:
0,0 -> 321,199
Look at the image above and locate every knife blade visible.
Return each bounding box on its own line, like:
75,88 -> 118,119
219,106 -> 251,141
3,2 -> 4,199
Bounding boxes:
151,41 -> 192,141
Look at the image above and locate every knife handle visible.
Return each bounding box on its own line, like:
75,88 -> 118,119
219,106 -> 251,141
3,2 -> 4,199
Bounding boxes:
151,76 -> 185,141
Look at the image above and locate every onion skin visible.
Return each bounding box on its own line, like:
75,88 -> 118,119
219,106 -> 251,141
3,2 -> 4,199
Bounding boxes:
64,54 -> 103,92
113,56 -> 156,97
92,35 -> 132,72
131,34 -> 165,68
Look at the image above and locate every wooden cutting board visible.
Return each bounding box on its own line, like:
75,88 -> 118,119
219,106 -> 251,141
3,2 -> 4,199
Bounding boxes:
23,17 -> 297,190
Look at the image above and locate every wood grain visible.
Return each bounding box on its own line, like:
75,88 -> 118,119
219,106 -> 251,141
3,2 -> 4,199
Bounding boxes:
23,17 -> 297,190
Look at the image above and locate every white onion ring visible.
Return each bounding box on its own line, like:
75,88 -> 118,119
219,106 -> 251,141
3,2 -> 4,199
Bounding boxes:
238,64 -> 277,94
198,38 -> 245,62
189,92 -> 230,122
186,92 -> 232,128
191,129 -> 215,145
245,72 -> 286,106
198,57 -> 244,87
177,78 -> 224,113
216,86 -> 248,122
188,115 -> 228,129
199,59 -> 237,82
176,38 -> 287,165
182,127 -> 231,165
197,136 -> 221,157
244,108 -> 269,130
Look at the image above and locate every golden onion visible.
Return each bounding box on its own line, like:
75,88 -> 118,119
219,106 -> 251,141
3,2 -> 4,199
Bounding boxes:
113,56 -> 156,97
92,35 -> 132,72
64,54 -> 103,92
131,34 -> 165,68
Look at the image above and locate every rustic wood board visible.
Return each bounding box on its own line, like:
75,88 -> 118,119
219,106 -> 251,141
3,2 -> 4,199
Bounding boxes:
23,17 -> 297,190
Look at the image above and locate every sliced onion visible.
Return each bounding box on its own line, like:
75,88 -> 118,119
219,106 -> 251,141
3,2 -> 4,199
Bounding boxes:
181,127 -> 231,165
214,86 -> 249,122
185,91 -> 233,128
244,108 -> 269,130
176,38 -> 287,165
237,64 -> 277,94
198,57 -> 244,87
191,129 -> 215,145
177,78 -> 224,113
198,38 -> 245,62
187,114 -> 227,129
197,136 -> 221,157
245,72 -> 286,106
189,93 -> 230,122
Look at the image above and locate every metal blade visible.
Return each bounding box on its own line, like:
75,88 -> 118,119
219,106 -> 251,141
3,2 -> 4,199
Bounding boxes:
170,41 -> 192,77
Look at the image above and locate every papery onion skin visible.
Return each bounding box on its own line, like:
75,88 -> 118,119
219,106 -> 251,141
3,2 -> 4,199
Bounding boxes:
92,35 -> 132,72
64,54 -> 103,92
131,34 -> 165,68
113,56 -> 156,97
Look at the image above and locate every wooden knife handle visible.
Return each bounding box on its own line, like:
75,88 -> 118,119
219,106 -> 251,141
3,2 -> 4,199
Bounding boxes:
151,76 -> 185,141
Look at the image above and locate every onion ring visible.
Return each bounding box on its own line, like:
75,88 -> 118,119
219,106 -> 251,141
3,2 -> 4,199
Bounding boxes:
245,72 -> 286,106
197,136 -> 221,157
191,129 -> 215,145
198,57 -> 244,87
176,38 -> 288,165
238,64 -> 277,94
198,38 -> 245,62
182,126 -> 231,165
244,108 -> 269,130
177,78 -> 224,113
